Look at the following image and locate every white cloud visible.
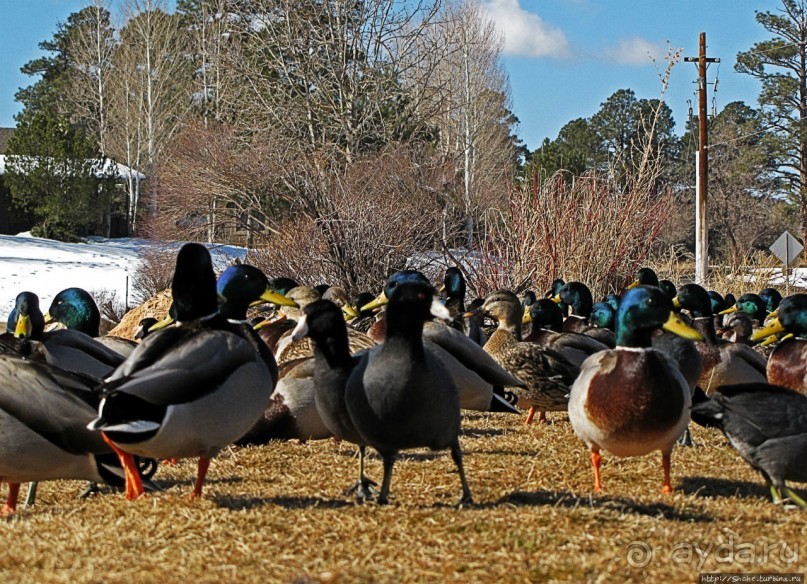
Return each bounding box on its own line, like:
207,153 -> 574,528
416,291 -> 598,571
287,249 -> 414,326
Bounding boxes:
482,0 -> 571,59
602,37 -> 666,65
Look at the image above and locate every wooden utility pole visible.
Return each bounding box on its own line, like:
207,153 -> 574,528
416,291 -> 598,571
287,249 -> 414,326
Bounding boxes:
684,33 -> 719,285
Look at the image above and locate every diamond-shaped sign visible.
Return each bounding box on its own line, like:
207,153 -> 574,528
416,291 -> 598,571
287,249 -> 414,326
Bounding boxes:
770,231 -> 804,266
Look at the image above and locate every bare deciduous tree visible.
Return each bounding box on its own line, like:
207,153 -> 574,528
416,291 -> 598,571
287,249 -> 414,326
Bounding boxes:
108,0 -> 194,232
421,0 -> 516,248
157,121 -> 296,244
223,0 -> 443,165
64,0 -> 116,156
251,143 -> 452,292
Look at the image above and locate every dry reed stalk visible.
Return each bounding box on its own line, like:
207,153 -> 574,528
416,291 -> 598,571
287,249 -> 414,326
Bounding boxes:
470,172 -> 673,299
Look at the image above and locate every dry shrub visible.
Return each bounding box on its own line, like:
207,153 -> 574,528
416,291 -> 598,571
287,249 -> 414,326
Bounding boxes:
251,145 -> 448,293
150,121 -> 296,245
131,246 -> 177,305
91,289 -> 126,324
470,172 -> 673,299
706,249 -> 783,298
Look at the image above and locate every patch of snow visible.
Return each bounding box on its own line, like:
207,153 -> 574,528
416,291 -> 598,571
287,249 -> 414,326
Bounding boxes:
0,233 -> 246,320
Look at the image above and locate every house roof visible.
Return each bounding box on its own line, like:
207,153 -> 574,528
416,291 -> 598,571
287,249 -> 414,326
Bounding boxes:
0,128 -> 14,155
0,154 -> 145,180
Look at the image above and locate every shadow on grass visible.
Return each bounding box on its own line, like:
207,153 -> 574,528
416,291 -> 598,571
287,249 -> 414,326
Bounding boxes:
497,490 -> 713,522
147,475 -> 244,492
680,476 -> 772,501
211,494 -> 355,511
461,427 -> 506,438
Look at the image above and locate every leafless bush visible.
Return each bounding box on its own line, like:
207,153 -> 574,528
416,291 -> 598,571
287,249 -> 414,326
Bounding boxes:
470,172 -> 673,299
91,289 -> 127,323
131,246 -> 177,304
251,144 -> 450,293
151,121 -> 297,245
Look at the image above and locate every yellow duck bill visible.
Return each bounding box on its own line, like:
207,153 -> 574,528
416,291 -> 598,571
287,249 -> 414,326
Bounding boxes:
750,317 -> 786,342
661,312 -> 703,341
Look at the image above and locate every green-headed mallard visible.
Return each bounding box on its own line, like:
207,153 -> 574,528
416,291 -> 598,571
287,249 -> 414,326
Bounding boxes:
441,267 -> 486,346
759,288 -> 783,314
720,293 -> 768,326
89,243 -> 277,500
523,299 -> 609,367
569,286 -> 702,494
626,267 -> 659,289
0,354 -> 157,513
5,291 -> 126,379
553,282 -> 594,333
659,280 -> 677,300
675,284 -> 767,393
751,294 -> 807,395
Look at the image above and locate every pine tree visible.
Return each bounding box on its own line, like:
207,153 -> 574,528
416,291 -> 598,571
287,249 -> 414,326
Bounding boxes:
5,111 -> 112,241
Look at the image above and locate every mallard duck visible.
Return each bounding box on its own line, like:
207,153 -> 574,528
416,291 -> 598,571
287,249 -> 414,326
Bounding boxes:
553,282 -> 614,346
553,281 -> 594,333
750,294 -> 807,395
659,280 -> 677,300
707,291 -> 727,328
44,288 -> 100,336
545,279 -> 569,316
0,354 -> 157,513
5,291 -> 126,379
718,312 -> 754,345
363,271 -> 524,413
569,285 -> 702,494
441,267 -> 486,346
268,277 -> 300,295
760,288 -> 783,314
720,293 -> 768,326
521,290 -> 537,310
345,281 -> 473,505
348,292 -> 379,333
6,292 -> 45,338
476,290 -> 578,424
707,291 -> 726,315
725,293 -> 737,309
88,243 -> 277,500
45,287 -> 136,357
691,383 -> 807,507
626,267 -> 659,289
290,299 -> 377,499
674,284 -> 767,393
602,294 -> 620,312
589,301 -> 616,331
523,299 -> 609,367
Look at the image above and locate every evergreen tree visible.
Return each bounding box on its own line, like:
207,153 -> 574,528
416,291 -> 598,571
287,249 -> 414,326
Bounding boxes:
5,111 -> 112,241
736,0 -> 807,244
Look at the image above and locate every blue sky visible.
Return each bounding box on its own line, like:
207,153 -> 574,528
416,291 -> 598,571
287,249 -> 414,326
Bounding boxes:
0,0 -> 782,151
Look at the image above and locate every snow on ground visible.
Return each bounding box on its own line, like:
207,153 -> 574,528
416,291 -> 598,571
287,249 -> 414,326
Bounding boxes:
0,232 -> 246,320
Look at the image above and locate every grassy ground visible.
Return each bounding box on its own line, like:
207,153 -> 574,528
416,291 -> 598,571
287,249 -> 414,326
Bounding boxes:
1,413 -> 804,583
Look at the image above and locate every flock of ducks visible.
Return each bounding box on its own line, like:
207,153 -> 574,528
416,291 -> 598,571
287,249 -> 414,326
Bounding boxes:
1,245 -> 806,513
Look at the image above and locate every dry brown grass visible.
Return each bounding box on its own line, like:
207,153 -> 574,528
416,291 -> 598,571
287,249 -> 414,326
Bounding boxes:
1,415 -> 804,583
